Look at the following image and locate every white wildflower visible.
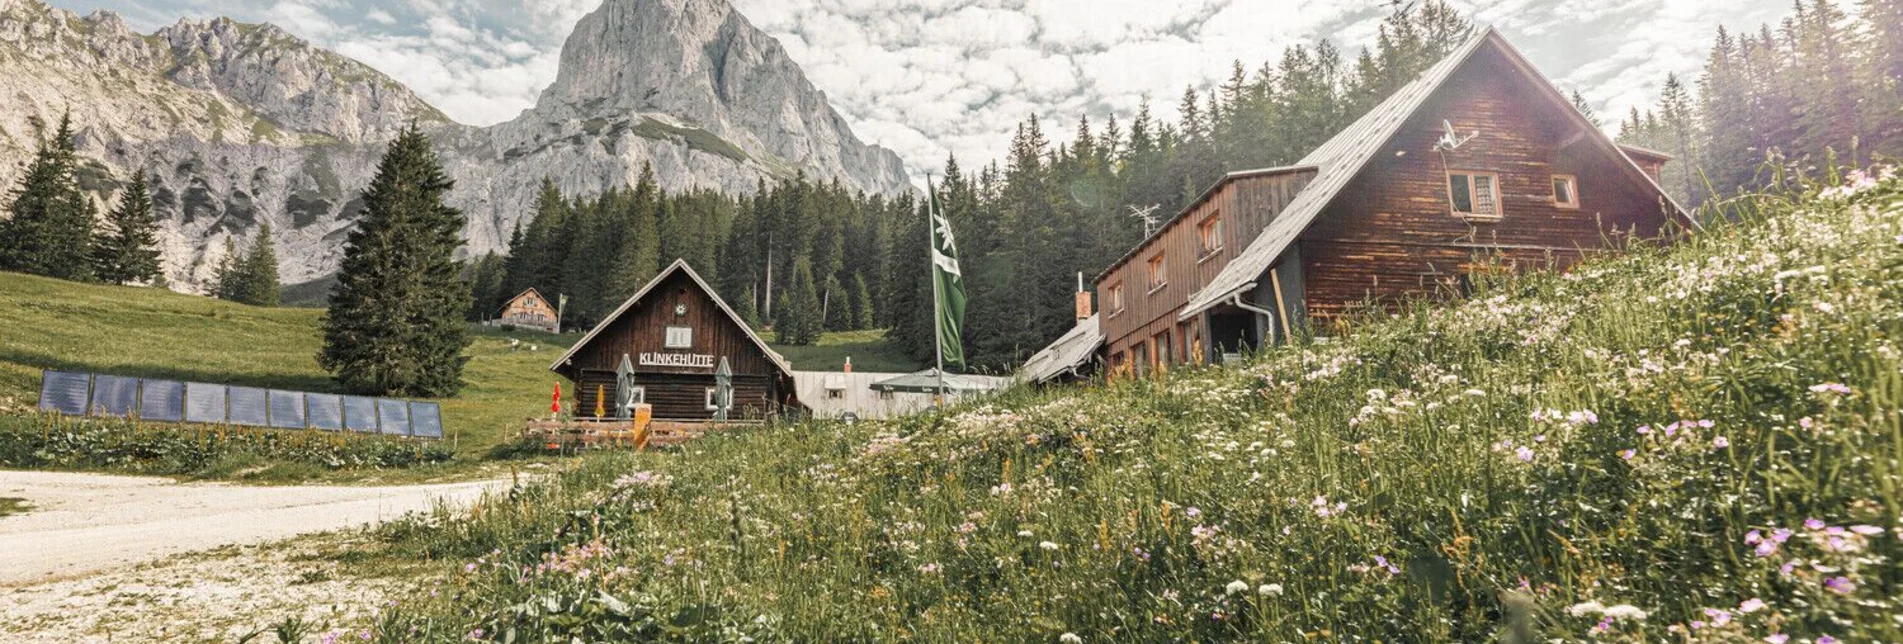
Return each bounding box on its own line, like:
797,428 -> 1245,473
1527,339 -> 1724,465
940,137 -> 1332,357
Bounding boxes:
1603,605 -> 1648,621
1225,580 -> 1249,595
1039,541 -> 1059,551
1059,634 -> 1083,644
1567,601 -> 1608,617
1259,583 -> 1284,597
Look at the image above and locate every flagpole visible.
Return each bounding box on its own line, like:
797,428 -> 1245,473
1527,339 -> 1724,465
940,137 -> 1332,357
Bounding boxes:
927,177 -> 946,406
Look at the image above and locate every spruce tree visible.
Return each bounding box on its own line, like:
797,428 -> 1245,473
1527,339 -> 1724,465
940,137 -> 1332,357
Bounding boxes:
319,126 -> 472,397
92,170 -> 163,285
235,223 -> 280,306
776,257 -> 823,346
211,238 -> 240,300
0,114 -> 95,281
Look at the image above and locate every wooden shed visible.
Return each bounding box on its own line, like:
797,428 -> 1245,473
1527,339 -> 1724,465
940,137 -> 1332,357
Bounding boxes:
549,260 -> 801,422
1082,28 -> 1694,375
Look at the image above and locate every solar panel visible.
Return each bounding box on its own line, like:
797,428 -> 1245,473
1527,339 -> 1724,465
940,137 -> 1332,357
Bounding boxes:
377,399 -> 411,436
409,402 -> 444,439
268,390 -> 306,429
184,383 -> 227,424
37,371 -> 91,415
89,375 -> 140,418
139,380 -> 186,422
227,387 -> 270,427
343,396 -> 379,433
306,394 -> 344,431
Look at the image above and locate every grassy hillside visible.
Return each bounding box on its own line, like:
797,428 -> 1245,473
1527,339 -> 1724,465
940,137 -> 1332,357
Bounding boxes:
351,169 -> 1903,642
0,274 -> 558,463
767,328 -> 923,373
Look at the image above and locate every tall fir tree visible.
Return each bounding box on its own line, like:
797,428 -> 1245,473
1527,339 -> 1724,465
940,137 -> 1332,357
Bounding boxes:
319,126 -> 472,397
211,237 -> 240,300
776,257 -> 823,346
92,169 -> 163,285
234,223 -> 280,306
0,114 -> 95,281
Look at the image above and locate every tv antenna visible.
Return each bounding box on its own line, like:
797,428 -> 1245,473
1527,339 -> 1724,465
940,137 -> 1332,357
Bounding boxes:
1435,120 -> 1479,152
1128,204 -> 1163,237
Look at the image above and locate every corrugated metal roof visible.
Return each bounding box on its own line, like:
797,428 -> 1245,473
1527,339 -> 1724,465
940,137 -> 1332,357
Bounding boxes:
1179,28 -> 1690,321
549,259 -> 796,377
1018,313 -> 1103,384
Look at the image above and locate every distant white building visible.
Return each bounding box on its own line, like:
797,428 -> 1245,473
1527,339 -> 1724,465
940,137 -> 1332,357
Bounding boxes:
792,369 -> 1011,420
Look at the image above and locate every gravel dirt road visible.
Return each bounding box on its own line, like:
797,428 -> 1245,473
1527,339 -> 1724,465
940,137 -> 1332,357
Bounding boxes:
0,470 -> 504,586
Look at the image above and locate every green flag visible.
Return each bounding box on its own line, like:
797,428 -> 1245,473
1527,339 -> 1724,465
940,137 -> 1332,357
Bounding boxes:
928,181 -> 967,371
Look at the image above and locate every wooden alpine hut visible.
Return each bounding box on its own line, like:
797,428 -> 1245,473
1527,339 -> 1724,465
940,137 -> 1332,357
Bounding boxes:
495,287 -> 560,333
550,259 -> 802,422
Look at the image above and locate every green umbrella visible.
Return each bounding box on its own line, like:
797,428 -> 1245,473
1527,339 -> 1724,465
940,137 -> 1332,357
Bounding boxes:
870,369 -> 996,394
615,353 -> 636,420
714,357 -> 733,421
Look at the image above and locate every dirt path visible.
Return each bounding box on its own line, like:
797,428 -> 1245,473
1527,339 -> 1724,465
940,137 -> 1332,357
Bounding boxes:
0,470 -> 505,586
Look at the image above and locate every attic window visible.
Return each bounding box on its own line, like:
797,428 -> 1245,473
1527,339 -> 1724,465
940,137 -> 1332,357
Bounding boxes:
1552,175 -> 1579,209
1448,172 -> 1502,220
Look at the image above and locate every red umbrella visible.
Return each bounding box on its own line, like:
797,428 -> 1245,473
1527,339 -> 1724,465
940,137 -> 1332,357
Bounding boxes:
551,382 -> 563,415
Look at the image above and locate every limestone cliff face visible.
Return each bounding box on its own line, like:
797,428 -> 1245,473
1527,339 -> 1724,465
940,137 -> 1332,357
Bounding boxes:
0,0 -> 912,290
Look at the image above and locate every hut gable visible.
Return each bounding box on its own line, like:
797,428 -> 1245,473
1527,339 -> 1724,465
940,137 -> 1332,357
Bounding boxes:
498,288 -> 559,332
551,260 -> 798,420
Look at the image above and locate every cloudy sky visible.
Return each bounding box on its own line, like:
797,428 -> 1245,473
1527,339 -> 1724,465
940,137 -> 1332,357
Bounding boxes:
52,0 -> 1795,178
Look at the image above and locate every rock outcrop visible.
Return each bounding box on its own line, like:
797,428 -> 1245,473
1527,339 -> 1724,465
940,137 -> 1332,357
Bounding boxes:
0,0 -> 911,289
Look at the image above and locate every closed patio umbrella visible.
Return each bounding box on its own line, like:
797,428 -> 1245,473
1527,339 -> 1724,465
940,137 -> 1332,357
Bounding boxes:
615,353 -> 637,420
714,356 -> 733,421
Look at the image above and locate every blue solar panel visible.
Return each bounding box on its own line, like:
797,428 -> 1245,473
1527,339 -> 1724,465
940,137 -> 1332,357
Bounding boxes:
89,375 -> 139,418
184,383 -> 227,424
343,396 -> 379,433
377,399 -> 411,436
139,380 -> 185,422
306,394 -> 344,431
409,402 -> 443,439
38,371 -> 91,415
227,387 -> 270,427
268,390 -> 306,429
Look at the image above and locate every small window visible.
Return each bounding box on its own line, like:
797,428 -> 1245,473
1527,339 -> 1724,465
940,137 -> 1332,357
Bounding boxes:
1448,172 -> 1502,219
1147,253 -> 1168,292
627,386 -> 646,405
1155,331 -> 1173,366
878,390 -> 895,400
826,389 -> 844,400
665,326 -> 693,349
1552,175 -> 1579,209
704,388 -> 719,411
1197,213 -> 1223,258
1107,282 -> 1125,315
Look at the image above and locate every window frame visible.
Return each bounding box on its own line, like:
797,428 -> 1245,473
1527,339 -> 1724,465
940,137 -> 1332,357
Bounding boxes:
1107,282 -> 1125,318
664,326 -> 694,349
1551,174 -> 1579,209
626,386 -> 646,405
1146,252 -> 1168,294
704,388 -> 720,411
1196,212 -> 1223,261
1446,171 -> 1504,221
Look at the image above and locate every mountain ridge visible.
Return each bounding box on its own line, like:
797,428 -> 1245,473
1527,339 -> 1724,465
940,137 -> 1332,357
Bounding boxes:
0,0 -> 912,290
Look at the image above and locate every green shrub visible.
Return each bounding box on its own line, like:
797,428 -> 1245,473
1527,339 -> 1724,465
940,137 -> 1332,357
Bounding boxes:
0,413 -> 454,476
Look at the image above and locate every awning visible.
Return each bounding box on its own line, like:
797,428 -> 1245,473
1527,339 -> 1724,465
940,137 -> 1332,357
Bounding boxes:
870,369 -> 1004,394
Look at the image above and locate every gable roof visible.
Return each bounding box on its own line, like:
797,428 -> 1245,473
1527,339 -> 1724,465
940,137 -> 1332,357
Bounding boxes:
1093,166 -> 1318,285
1179,27 -> 1693,321
1019,314 -> 1104,384
548,259 -> 795,376
502,287 -> 549,312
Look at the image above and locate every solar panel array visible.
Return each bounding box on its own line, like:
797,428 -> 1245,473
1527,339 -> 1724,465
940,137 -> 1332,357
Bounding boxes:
35,370 -> 445,440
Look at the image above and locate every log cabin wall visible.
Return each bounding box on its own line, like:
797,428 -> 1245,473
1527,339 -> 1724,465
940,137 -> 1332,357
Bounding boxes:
561,270 -> 787,421
1297,50 -> 1679,327
1096,170 -> 1315,366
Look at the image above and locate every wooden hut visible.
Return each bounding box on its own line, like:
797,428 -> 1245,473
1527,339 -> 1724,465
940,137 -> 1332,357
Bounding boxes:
496,287 -> 560,333
1077,28 -> 1695,375
550,260 -> 801,422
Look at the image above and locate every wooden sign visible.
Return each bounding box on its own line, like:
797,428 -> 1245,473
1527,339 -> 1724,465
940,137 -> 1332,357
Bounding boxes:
640,352 -> 716,369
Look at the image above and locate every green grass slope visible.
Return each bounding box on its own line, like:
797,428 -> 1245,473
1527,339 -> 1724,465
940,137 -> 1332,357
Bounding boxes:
360,169 -> 1903,642
0,275 -> 557,462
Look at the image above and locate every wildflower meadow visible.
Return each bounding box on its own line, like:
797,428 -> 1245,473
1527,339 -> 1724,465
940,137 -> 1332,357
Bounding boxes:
357,167 -> 1901,641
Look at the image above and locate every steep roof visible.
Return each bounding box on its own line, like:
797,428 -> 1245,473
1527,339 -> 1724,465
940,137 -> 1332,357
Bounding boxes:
502,287 -> 549,312
1179,28 -> 1692,321
549,259 -> 795,376
1018,314 -> 1104,384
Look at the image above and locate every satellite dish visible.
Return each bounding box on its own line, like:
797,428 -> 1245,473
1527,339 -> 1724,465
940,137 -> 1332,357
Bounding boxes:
1436,120 -> 1479,151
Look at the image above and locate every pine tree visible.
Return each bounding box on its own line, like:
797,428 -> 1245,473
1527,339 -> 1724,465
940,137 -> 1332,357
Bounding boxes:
211,237 -> 240,300
234,223 -> 280,306
776,257 -> 823,346
0,114 -> 95,281
850,273 -> 874,331
1570,90 -> 1602,128
319,126 -> 472,397
607,164 -> 662,305
92,170 -> 163,285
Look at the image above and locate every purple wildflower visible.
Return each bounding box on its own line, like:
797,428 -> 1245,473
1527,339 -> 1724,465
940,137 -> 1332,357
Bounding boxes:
1805,518 -> 1827,530
1516,446 -> 1535,462
1823,576 -> 1855,594
1711,436 -> 1730,449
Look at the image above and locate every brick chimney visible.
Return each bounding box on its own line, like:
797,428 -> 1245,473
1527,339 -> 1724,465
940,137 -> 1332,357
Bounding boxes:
1074,272 -> 1093,322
